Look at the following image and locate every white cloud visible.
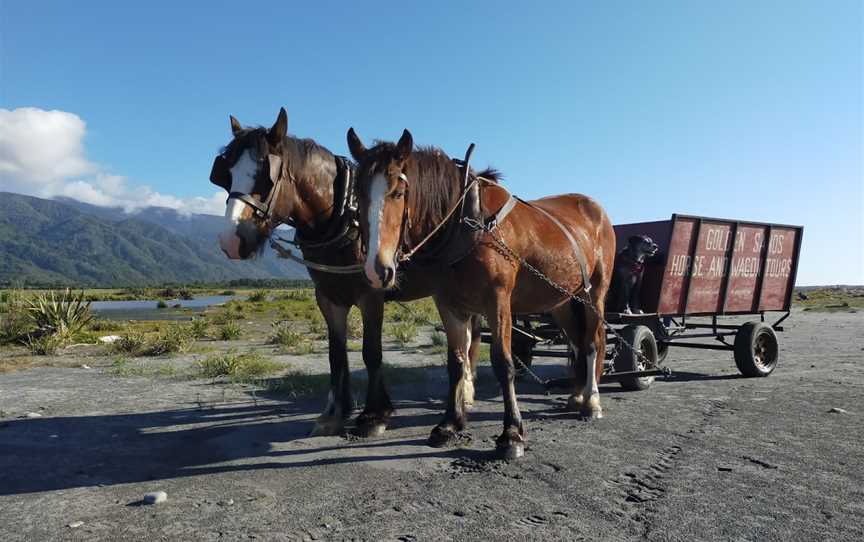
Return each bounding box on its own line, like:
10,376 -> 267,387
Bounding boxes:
0,107 -> 224,215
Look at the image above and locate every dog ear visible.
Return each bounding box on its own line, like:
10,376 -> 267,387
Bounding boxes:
395,129 -> 413,161
230,115 -> 242,136
210,155 -> 231,191
267,108 -> 288,147
347,127 -> 367,161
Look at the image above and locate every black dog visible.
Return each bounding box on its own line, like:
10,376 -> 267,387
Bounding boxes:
612,235 -> 659,314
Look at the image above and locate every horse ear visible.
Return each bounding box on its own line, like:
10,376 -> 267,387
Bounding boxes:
396,129 -> 413,160
210,155 -> 231,191
230,115 -> 242,136
347,127 -> 367,161
267,107 -> 288,147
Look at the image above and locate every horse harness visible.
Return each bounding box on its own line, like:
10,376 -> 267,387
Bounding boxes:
395,144 -> 592,294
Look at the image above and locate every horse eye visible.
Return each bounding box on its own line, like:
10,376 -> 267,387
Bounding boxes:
391,191 -> 404,199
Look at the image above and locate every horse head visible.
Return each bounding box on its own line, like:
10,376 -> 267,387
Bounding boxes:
347,127 -> 414,289
210,108 -> 294,259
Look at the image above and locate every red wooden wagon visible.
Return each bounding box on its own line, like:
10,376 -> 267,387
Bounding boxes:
506,214 -> 804,391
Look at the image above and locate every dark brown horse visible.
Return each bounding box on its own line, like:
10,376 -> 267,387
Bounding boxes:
210,109 -> 481,437
347,128 -> 616,458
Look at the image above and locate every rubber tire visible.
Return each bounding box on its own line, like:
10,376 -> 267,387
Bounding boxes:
616,325 -> 658,391
734,322 -> 778,377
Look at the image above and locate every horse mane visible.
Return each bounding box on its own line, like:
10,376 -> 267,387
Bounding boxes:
359,142 -> 503,236
219,127 -> 335,174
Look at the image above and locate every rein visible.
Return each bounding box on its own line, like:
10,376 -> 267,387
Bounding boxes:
396,143 -> 479,264
398,175 -> 481,263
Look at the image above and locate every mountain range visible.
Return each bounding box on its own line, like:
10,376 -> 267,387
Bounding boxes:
0,192 -> 307,286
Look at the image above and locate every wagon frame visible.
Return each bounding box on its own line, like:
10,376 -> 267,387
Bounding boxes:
497,214 -> 804,391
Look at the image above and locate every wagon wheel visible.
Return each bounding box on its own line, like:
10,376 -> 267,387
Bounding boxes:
616,325 -> 658,391
733,322 -> 779,377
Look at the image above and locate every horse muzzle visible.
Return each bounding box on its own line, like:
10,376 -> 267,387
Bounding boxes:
364,258 -> 396,290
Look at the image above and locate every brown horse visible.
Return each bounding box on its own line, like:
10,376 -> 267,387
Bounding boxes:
347,128 -> 616,458
210,109 -> 481,437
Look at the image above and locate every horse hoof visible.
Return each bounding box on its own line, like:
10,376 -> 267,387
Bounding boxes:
580,407 -> 603,420
429,424 -> 469,448
497,441 -> 525,460
354,421 -> 387,438
566,394 -> 584,411
309,418 -> 344,437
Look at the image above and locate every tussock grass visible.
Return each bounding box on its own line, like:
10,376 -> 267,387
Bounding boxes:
431,331 -> 446,347
265,372 -> 334,398
188,318 -> 209,339
88,319 -> 124,332
219,322 -> 242,341
25,333 -> 63,355
196,351 -> 283,381
110,332 -> 147,355
247,290 -> 269,303
268,320 -> 304,347
387,321 -> 418,347
109,357 -> 178,378
347,308 -> 363,339
144,326 -> 193,356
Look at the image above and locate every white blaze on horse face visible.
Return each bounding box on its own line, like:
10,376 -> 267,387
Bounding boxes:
224,150 -> 258,225
218,149 -> 258,259
364,173 -> 388,288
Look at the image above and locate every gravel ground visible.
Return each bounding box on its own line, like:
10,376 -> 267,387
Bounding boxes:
0,308 -> 861,541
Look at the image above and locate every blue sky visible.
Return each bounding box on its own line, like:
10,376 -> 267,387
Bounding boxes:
1,0 -> 861,285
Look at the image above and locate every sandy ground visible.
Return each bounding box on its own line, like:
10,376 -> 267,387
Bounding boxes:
0,308 -> 862,541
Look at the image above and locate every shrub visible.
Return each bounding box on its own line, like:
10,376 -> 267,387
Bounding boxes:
188,318 -> 209,339
196,351 -> 282,381
156,300 -> 168,309
219,290 -> 236,296
248,290 -> 269,303
24,289 -> 93,339
269,320 -> 304,347
145,326 -> 193,356
388,321 -> 418,347
25,333 -> 63,355
0,312 -> 31,345
219,321 -> 242,341
111,331 -> 147,355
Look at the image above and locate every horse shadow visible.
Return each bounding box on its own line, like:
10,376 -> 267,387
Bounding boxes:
0,367 -> 553,497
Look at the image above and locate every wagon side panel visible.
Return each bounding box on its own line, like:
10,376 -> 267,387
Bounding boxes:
657,216 -> 695,314
724,224 -> 766,312
684,221 -> 734,314
758,226 -> 800,311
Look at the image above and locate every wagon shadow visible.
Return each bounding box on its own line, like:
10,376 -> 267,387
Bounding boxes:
665,371 -> 744,383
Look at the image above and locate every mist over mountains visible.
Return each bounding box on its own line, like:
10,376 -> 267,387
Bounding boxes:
0,192 -> 307,287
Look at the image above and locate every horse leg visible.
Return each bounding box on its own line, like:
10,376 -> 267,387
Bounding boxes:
309,292 -> 352,436
468,315 -> 482,378
551,300 -> 587,411
487,293 -> 525,459
428,303 -> 472,447
460,315 -> 482,409
354,294 -> 393,437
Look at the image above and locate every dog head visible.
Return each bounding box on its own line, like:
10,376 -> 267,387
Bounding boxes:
627,235 -> 659,262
